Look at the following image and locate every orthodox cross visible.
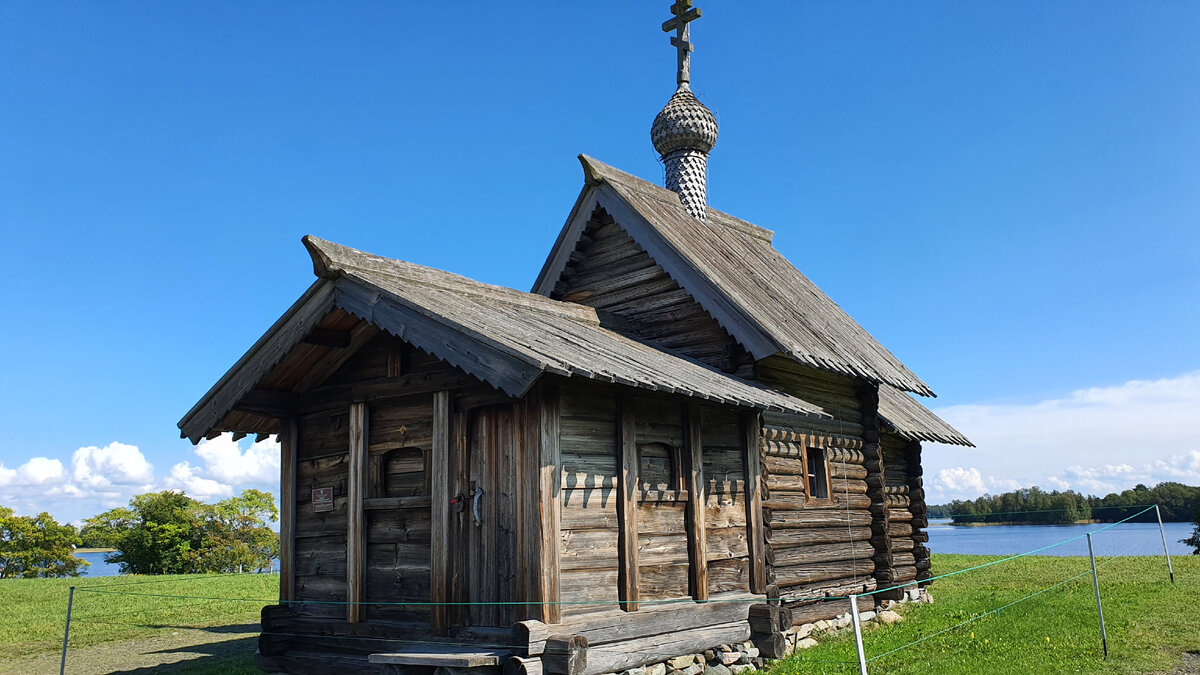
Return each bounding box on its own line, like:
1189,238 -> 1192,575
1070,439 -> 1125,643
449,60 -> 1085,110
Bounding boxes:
662,0 -> 701,87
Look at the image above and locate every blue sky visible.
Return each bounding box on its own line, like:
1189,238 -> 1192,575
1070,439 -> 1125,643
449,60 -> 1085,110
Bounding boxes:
2,1 -> 1197,522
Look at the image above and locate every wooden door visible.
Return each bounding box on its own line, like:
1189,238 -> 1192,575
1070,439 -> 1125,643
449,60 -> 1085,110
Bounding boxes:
452,404 -> 521,628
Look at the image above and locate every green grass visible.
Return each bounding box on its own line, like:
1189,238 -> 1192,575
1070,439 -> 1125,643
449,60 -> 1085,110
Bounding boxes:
772,554 -> 1200,675
0,572 -> 279,659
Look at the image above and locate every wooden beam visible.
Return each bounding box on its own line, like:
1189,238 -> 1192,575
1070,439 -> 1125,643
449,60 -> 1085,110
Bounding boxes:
430,390 -> 452,633
278,418 -> 297,604
538,384 -> 562,623
294,321 -> 380,391
237,370 -> 473,418
616,393 -> 640,611
301,327 -> 352,348
684,403 -> 708,601
743,410 -> 767,594
347,402 -> 368,623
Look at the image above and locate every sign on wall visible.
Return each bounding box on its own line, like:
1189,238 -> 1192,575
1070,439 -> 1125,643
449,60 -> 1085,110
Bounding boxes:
312,487 -> 334,513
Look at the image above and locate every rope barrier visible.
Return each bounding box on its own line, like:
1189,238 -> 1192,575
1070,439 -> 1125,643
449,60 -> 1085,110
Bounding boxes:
51,503 -> 1179,675
861,504 -> 1157,598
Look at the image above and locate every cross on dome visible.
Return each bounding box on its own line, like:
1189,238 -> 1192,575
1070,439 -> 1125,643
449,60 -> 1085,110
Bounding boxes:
662,0 -> 701,88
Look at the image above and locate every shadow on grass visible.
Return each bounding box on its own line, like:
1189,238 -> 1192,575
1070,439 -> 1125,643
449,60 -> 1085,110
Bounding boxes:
134,622 -> 259,635
104,635 -> 258,674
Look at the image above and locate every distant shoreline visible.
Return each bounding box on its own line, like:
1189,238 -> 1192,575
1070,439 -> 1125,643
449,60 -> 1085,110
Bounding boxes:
75,548 -> 117,554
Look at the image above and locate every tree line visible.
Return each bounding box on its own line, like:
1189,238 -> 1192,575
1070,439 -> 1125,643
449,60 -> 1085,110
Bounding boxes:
928,481 -> 1200,527
1,489 -> 278,579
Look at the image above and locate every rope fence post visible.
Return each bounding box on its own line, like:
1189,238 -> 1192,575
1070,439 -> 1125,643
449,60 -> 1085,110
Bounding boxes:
849,593 -> 869,675
1154,505 -> 1175,584
1085,533 -> 1108,659
60,585 -> 75,675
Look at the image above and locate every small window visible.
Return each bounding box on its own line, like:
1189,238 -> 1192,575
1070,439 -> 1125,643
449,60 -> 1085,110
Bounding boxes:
806,447 -> 829,499
638,443 -> 676,491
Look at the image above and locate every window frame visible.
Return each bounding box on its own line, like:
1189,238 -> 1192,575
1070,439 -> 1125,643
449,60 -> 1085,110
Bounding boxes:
801,444 -> 832,503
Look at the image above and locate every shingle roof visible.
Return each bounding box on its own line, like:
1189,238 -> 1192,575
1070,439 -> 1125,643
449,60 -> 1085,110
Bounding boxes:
177,237 -> 832,441
878,385 -> 973,446
535,155 -> 935,397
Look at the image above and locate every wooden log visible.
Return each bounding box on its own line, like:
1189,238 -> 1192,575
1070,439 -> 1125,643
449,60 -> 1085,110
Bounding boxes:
743,412 -> 766,594
685,403 -> 708,601
780,576 -> 877,602
766,509 -> 872,529
748,603 -> 793,635
539,386 -> 562,624
765,526 -> 872,548
785,598 -> 852,625
617,394 -> 639,611
505,656 -> 544,675
279,419 -> 297,603
773,559 -> 876,588
346,402 -> 367,624
515,593 -> 758,649
581,620 -> 750,675
544,635 -> 588,675
767,540 -> 875,568
430,390 -> 450,632
753,631 -> 787,659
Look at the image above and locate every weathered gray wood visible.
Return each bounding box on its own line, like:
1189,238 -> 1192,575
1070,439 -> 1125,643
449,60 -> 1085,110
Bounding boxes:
347,402 -> 368,623
742,411 -> 766,593
581,620 -> 751,675
617,393 -> 640,611
362,495 -> 433,510
431,390 -> 451,633
544,635 -> 588,675
279,418 -> 297,603
505,655 -> 544,675
295,321 -> 380,391
368,649 -> 506,667
685,402 -> 708,601
540,385 -> 562,624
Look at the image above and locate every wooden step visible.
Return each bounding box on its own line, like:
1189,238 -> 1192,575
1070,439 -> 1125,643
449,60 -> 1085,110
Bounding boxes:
368,647 -> 509,667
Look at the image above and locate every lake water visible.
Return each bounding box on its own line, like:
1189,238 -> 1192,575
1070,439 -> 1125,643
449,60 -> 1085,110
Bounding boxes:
75,551 -> 123,576
69,523 -> 1194,577
72,551 -> 280,577
927,519 -> 1196,557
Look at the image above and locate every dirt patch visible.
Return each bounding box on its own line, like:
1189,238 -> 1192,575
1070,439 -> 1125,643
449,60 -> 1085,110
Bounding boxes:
1154,652 -> 1200,675
0,624 -> 258,675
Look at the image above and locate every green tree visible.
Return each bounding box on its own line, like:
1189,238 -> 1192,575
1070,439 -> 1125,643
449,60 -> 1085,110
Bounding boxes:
1184,504 -> 1200,555
0,505 -> 89,578
86,489 -> 279,575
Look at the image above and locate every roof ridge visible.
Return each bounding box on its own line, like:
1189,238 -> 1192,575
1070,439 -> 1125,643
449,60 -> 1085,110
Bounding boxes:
578,155 -> 775,242
302,235 -> 601,326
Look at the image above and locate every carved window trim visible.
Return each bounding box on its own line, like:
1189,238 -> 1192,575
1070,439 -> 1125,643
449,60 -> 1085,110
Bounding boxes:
637,442 -> 687,502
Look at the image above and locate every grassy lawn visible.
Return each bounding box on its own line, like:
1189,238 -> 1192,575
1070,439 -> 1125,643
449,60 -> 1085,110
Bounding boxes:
0,572 -> 278,659
772,554 -> 1199,675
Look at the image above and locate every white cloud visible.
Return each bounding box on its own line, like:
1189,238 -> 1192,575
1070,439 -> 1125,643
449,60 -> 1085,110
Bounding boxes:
0,433 -> 279,520
193,435 -> 280,485
163,462 -> 233,499
16,457 -> 66,485
72,442 -> 154,488
937,467 -> 987,493
926,372 -> 1200,502
0,463 -> 17,487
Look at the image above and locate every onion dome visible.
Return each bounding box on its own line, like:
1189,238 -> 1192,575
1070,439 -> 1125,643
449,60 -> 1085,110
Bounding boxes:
651,86 -> 719,156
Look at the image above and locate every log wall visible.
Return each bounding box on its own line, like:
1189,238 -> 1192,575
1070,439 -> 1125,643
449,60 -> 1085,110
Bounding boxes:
557,381 -> 756,618
880,433 -> 930,587
753,360 -> 882,623
548,207 -> 748,374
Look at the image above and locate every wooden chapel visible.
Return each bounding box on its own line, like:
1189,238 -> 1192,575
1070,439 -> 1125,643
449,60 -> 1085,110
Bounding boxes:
179,4 -> 972,673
